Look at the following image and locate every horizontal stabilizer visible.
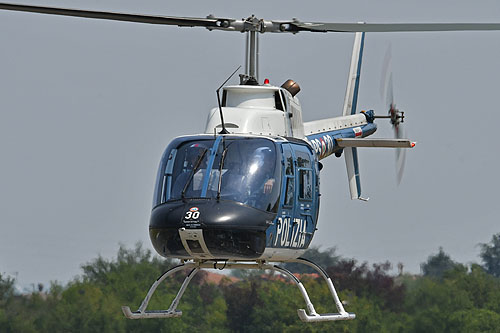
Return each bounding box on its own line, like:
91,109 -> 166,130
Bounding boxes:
336,138 -> 415,148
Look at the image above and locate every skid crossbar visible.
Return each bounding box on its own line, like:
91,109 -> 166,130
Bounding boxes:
122,259 -> 355,322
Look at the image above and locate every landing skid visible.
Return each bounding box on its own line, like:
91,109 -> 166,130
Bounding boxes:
121,258 -> 355,322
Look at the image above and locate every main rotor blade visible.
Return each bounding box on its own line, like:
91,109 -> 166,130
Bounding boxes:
292,22 -> 500,33
3,3 -> 500,34
0,3 -> 224,28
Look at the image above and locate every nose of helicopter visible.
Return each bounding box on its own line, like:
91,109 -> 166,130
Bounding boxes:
149,199 -> 276,259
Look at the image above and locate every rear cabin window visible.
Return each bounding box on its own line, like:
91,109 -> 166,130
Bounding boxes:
295,151 -> 311,168
285,177 -> 294,206
294,147 -> 313,201
299,169 -> 313,200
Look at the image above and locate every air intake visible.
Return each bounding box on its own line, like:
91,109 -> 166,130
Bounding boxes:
281,79 -> 301,97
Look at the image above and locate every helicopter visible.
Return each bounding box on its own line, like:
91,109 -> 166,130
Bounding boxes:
2,2 -> 500,323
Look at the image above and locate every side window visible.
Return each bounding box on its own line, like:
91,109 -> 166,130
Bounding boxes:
299,169 -> 312,200
221,90 -> 227,107
283,146 -> 294,207
274,91 -> 284,111
280,90 -> 288,111
285,149 -> 294,176
295,150 -> 311,168
161,149 -> 177,202
293,144 -> 314,201
284,177 -> 294,206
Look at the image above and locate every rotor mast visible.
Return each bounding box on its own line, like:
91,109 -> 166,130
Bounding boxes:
239,15 -> 265,84
245,31 -> 259,82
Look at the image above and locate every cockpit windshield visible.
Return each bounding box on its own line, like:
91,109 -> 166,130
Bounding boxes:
170,142 -> 211,200
156,137 -> 281,213
209,138 -> 281,212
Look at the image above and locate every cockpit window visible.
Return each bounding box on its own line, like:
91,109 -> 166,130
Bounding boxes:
170,141 -> 213,200
208,138 -> 281,212
156,137 -> 281,213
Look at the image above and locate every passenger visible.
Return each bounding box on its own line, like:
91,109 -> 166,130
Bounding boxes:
172,145 -> 206,197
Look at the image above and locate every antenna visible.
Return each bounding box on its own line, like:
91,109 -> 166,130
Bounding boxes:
216,65 -> 241,134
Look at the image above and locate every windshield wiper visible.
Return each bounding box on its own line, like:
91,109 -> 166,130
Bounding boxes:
216,146 -> 229,201
181,148 -> 208,201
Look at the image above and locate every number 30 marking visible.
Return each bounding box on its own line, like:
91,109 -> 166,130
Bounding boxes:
185,211 -> 200,220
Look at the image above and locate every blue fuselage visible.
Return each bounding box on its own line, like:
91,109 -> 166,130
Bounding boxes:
149,119 -> 376,261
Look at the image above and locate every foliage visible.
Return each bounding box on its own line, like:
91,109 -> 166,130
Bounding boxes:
0,273 -> 15,301
1,238 -> 500,332
480,233 -> 500,277
420,247 -> 462,279
327,259 -> 406,312
403,263 -> 500,332
283,246 -> 340,273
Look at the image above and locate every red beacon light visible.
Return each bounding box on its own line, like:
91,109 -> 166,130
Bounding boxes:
264,78 -> 270,85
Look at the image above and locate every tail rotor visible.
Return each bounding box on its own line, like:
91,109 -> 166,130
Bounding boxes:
381,45 -> 407,184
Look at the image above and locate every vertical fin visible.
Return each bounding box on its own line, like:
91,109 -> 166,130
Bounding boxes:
342,31 -> 365,116
343,32 -> 368,200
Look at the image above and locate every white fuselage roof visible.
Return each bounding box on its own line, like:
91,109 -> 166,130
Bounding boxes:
204,84 -> 304,138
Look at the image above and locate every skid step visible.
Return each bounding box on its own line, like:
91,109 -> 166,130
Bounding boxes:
122,306 -> 182,319
297,309 -> 356,322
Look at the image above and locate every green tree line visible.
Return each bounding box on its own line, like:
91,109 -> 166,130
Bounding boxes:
1,233 -> 500,332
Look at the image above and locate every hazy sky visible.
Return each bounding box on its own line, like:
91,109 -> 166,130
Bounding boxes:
1,0 -> 500,289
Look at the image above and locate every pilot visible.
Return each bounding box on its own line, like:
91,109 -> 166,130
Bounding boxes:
262,169 -> 275,194
246,147 -> 278,211
249,147 -> 276,195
